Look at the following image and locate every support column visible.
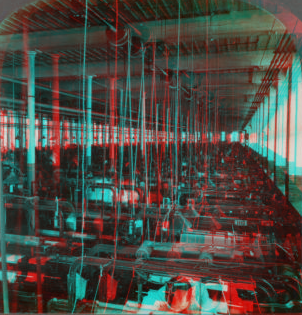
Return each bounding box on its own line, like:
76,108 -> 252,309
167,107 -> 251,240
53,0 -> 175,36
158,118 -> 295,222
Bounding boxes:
156,103 -> 158,152
27,51 -> 36,193
266,95 -> 270,170
257,105 -> 261,155
0,148 -> 9,313
109,78 -> 116,171
261,101 -> 265,159
166,108 -> 169,155
37,113 -> 41,151
175,89 -> 179,186
141,92 -> 148,204
119,89 -> 124,167
52,54 -> 60,169
289,54 -> 302,177
274,80 -> 279,184
42,116 -> 47,149
285,58 -> 293,199
87,75 -> 93,166
15,115 -> 20,149
268,86 -> 276,176
141,92 -> 146,155
7,112 -> 11,151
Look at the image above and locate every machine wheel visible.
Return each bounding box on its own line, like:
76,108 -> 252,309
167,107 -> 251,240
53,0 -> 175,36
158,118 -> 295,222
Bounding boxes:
199,252 -> 213,267
234,254 -> 244,264
167,249 -> 182,259
280,265 -> 298,278
165,276 -> 192,313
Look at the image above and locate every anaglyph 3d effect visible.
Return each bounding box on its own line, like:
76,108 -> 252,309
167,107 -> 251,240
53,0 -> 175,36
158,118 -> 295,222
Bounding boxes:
0,0 -> 302,314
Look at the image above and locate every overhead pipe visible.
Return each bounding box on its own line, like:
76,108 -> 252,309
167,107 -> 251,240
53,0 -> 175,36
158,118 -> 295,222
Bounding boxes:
243,34 -> 292,129
255,33 -> 291,99
0,96 -> 174,130
260,50 -> 289,97
0,75 -> 167,125
254,51 -> 290,113
0,75 -> 100,103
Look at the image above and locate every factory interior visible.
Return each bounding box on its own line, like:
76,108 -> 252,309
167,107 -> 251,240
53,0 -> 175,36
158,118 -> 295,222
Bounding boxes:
0,0 -> 302,313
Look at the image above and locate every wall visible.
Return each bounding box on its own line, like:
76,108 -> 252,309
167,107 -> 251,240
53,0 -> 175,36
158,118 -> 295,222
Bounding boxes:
247,54 -> 302,215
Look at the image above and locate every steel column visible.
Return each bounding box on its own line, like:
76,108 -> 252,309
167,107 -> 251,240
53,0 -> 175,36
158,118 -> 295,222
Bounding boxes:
52,54 -> 60,169
274,82 -> 279,184
0,142 -> 9,314
27,51 -> 36,193
109,77 -> 116,170
87,75 -> 93,166
141,92 -> 146,155
286,59 -> 293,199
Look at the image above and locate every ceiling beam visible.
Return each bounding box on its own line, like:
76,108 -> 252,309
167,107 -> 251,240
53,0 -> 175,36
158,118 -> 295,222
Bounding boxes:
2,50 -> 282,79
0,10 -> 286,53
36,77 -> 261,93
37,70 -> 268,88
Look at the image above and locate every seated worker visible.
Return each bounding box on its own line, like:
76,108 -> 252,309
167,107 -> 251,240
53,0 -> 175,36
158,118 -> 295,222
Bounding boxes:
188,165 -> 198,177
161,158 -> 171,178
161,181 -> 171,199
181,163 -> 188,177
123,157 -> 131,175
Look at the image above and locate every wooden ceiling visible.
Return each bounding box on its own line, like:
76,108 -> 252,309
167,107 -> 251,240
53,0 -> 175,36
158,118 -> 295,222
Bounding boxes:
0,0 -> 296,132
